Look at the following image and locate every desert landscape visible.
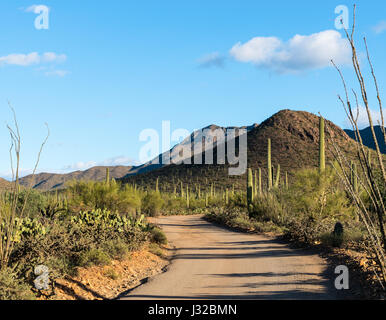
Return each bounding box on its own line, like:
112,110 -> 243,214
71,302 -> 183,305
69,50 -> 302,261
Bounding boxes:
0,2 -> 385,304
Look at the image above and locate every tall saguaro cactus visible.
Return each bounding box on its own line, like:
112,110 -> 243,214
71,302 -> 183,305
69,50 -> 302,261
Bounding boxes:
319,117 -> 326,173
268,139 -> 273,190
258,168 -> 262,196
351,161 -> 359,193
247,168 -> 253,212
105,168 -> 110,185
274,164 -> 281,188
285,172 -> 289,190
254,171 -> 258,199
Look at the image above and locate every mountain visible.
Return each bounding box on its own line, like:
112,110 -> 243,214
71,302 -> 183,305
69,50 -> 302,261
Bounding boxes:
19,109 -> 375,192
120,109 -> 363,192
19,166 -> 134,190
124,123 -> 259,178
344,126 -> 386,154
18,124 -> 257,190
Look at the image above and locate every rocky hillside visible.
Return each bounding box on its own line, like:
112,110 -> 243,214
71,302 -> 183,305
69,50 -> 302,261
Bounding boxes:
121,109 -> 364,193
18,109 -> 377,192
18,124 -> 258,190
19,166 -> 134,190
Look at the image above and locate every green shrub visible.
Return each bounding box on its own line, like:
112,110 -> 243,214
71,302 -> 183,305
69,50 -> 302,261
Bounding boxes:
148,243 -> 165,258
102,239 -> 129,260
104,268 -> 119,280
78,248 -> 111,267
16,190 -> 48,218
320,226 -> 366,248
66,180 -> 141,214
279,168 -> 355,243
142,192 -> 164,217
149,227 -> 167,245
0,267 -> 35,300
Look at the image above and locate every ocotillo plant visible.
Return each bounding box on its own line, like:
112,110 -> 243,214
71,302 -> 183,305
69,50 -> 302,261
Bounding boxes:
247,168 -> 253,212
319,117 -> 326,173
268,139 -> 273,190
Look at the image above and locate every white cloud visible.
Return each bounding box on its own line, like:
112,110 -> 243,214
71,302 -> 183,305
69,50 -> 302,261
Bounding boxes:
0,52 -> 40,66
42,52 -> 67,63
197,52 -> 226,68
230,30 -> 351,73
373,21 -> 386,34
0,52 -> 67,67
45,70 -> 70,77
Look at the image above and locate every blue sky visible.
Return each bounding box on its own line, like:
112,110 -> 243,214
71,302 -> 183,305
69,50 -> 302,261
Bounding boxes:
0,0 -> 385,179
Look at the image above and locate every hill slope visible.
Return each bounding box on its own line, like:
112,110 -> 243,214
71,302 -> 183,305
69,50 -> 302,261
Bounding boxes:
121,109 -> 362,193
18,124 -> 258,190
345,126 -> 386,154
19,166 -> 133,190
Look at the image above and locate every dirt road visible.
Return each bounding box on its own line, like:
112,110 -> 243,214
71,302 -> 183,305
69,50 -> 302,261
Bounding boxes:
121,215 -> 342,300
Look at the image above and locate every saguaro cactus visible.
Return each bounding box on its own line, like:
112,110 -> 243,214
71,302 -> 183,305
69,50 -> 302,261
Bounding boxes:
319,117 -> 326,173
247,168 -> 253,211
258,168 -> 262,196
205,193 -> 209,207
254,171 -> 258,200
274,164 -> 281,188
351,161 -> 358,193
268,139 -> 273,190
285,172 -> 289,190
155,177 -> 159,193
105,168 -> 110,185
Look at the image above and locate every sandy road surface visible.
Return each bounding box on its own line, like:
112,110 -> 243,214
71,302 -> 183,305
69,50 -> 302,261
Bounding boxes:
122,215 -> 341,300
